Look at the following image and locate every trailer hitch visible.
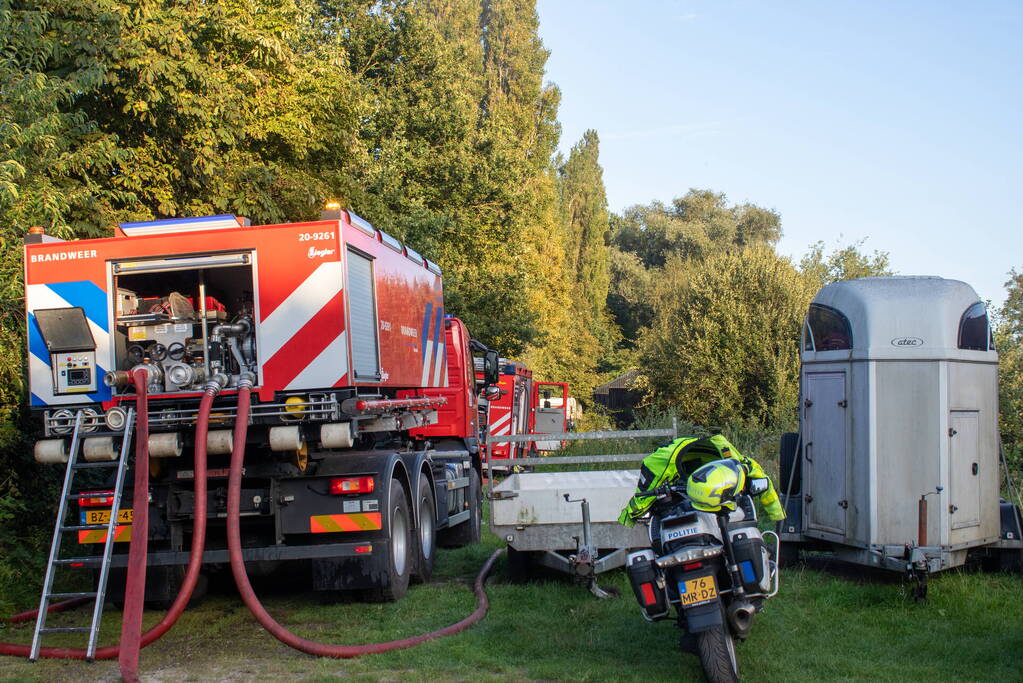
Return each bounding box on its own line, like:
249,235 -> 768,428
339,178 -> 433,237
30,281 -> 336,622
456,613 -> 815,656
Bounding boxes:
563,494 -> 616,599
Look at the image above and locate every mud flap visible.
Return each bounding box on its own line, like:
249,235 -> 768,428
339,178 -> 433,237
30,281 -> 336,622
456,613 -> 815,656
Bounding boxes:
683,599 -> 724,633
311,478 -> 395,592
312,551 -> 389,591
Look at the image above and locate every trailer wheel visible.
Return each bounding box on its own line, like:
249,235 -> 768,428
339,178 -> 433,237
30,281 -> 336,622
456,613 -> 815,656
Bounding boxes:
365,478 -> 412,602
505,547 -> 538,582
412,476 -> 436,584
439,468 -> 481,548
778,542 -> 801,568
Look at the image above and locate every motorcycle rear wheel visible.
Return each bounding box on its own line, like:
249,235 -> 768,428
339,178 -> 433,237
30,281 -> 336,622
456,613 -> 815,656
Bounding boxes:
696,618 -> 739,683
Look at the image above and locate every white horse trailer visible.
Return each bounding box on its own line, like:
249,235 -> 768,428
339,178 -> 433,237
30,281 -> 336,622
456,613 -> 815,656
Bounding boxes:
779,277 -> 1022,586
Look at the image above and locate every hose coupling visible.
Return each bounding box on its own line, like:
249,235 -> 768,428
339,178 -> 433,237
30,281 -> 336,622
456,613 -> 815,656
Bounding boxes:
204,376 -> 227,396
104,370 -> 132,389
236,372 -> 256,390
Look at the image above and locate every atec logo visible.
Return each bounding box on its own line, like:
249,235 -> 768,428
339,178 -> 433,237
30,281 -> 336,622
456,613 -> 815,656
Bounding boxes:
308,246 -> 335,259
891,337 -> 924,347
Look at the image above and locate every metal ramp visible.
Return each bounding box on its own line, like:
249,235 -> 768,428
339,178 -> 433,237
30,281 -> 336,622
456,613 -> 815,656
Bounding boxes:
30,408 -> 135,660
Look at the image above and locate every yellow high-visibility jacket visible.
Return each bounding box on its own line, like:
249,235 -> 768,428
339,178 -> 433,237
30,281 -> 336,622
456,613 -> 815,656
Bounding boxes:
618,434 -> 785,526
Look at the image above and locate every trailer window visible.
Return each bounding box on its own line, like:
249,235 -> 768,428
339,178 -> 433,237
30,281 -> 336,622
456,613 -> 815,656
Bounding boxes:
806,304 -> 852,351
958,302 -> 991,351
346,249 -> 381,379
802,321 -> 814,351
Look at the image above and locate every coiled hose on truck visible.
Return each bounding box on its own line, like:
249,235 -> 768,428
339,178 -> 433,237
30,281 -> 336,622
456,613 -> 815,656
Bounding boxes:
0,373 -> 219,678
226,376 -> 504,657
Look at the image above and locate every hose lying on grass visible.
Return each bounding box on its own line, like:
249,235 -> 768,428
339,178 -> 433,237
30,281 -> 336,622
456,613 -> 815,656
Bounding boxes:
2,373 -> 502,674
225,375 -> 504,657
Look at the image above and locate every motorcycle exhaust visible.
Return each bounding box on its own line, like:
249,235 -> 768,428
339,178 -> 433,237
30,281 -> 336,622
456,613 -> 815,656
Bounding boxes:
726,599 -> 756,639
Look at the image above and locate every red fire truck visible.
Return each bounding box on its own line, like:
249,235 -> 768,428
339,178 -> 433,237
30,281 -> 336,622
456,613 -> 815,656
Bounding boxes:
23,207 -> 498,603
480,359 -> 571,465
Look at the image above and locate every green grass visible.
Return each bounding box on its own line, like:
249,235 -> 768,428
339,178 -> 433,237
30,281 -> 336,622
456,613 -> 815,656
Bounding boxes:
1,524 -> 1021,682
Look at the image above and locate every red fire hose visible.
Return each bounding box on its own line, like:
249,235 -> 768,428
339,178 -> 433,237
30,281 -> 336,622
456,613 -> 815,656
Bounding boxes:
226,377 -> 503,657
6,597 -> 91,625
118,371 -> 151,681
0,373 -> 218,667
3,374 -> 501,672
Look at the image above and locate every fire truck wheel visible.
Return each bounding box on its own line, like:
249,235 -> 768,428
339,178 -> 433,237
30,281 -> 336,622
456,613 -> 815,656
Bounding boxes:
439,468 -> 482,548
412,476 -> 436,584
364,478 -> 411,602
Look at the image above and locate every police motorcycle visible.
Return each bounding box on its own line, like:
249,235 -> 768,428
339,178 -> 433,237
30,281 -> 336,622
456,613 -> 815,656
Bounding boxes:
624,459 -> 780,683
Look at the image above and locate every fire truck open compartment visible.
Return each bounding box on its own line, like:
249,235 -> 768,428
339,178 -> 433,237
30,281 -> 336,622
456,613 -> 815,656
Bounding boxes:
109,252 -> 259,393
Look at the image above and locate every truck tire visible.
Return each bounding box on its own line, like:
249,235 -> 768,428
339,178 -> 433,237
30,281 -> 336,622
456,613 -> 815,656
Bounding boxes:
439,468 -> 481,548
412,476 -> 436,584
364,478 -> 412,602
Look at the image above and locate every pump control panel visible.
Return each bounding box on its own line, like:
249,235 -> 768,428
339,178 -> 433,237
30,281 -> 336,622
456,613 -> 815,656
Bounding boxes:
33,307 -> 98,395
53,352 -> 97,394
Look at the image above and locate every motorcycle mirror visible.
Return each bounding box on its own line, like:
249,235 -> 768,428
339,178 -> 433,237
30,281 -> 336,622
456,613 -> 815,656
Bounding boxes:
749,478 -> 769,495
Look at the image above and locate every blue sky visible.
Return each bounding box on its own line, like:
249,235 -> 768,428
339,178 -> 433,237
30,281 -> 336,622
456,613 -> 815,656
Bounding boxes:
536,1 -> 1022,306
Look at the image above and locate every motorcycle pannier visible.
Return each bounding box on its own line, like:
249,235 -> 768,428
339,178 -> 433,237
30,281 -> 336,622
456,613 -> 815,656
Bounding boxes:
729,529 -> 767,594
626,550 -> 669,619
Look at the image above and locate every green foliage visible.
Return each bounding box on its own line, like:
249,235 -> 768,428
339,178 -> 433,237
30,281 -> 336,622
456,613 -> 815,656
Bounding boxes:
799,238 -> 893,289
997,269 -> 1023,479
528,129 -> 620,398
637,246 -> 816,428
612,188 -> 781,269
608,189 -> 782,354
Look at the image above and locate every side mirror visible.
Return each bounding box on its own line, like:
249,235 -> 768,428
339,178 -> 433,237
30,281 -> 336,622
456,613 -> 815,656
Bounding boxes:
749,478 -> 769,496
483,385 -> 502,401
484,349 -> 500,386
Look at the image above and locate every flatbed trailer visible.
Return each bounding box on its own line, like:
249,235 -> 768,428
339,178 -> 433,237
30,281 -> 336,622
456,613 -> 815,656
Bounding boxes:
487,424 -> 677,595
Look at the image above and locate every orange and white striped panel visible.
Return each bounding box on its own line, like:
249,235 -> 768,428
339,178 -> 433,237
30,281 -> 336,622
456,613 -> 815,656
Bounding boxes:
78,525 -> 132,544
309,513 -> 382,533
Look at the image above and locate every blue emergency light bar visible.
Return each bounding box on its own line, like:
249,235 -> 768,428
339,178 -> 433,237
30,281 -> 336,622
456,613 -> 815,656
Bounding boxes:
118,214 -> 241,236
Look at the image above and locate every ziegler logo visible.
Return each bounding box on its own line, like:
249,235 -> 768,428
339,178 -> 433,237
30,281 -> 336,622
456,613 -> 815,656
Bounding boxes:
891,337 -> 924,347
307,246 -> 335,259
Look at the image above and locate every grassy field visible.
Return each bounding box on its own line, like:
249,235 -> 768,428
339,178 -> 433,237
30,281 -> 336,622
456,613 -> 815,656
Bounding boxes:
0,523 -> 1021,682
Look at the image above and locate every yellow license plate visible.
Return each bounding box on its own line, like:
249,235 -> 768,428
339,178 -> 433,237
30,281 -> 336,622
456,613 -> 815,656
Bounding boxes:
82,509 -> 133,525
679,575 -> 718,607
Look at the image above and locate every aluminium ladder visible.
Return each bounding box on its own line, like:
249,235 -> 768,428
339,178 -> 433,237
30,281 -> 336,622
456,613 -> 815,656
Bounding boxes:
30,407 -> 135,660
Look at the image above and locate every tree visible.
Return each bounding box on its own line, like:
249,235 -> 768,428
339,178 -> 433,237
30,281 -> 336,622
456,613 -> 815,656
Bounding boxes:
998,269 -> 1023,476
608,189 -> 782,353
799,238 -> 893,289
637,246 -> 816,428
612,189 -> 781,269
533,130 -> 621,394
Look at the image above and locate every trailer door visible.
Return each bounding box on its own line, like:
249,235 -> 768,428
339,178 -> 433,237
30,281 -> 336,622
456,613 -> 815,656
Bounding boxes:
805,372 -> 847,536
949,410 -> 981,530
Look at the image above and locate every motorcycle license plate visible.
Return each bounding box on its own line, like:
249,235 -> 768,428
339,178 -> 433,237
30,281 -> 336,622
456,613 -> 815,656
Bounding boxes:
661,523 -> 699,543
678,575 -> 718,607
